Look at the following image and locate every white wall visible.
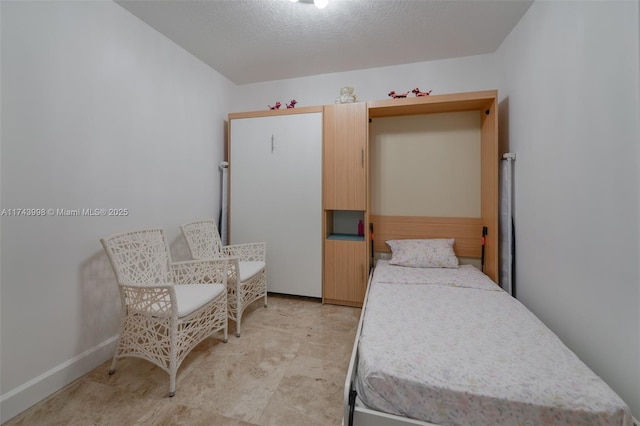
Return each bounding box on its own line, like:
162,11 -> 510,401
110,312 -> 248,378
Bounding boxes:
495,0 -> 640,417
231,53 -> 498,112
0,1 -> 234,421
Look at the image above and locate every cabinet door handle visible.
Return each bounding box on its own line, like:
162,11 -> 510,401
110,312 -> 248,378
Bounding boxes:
361,148 -> 364,167
271,135 -> 275,153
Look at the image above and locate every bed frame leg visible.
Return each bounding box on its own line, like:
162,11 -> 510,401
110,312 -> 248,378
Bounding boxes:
348,389 -> 357,426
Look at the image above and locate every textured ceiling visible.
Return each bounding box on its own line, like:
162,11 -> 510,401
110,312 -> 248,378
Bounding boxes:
116,0 -> 533,85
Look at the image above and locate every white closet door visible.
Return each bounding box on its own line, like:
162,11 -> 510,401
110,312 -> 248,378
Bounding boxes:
230,112 -> 322,297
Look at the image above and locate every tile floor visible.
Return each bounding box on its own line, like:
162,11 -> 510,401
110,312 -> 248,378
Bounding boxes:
4,295 -> 361,426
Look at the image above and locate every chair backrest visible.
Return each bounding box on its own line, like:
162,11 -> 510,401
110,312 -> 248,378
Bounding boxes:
101,228 -> 172,286
181,220 -> 223,260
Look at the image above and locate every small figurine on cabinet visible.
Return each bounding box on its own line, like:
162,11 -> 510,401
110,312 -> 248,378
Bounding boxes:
335,86 -> 357,104
268,101 -> 282,110
412,88 -> 432,97
388,90 -> 409,99
286,99 -> 297,109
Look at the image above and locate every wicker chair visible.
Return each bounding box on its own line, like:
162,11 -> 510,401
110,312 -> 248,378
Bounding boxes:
100,228 -> 228,397
181,220 -> 267,337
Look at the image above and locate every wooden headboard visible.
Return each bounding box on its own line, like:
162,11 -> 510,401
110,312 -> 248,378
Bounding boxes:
370,215 -> 482,258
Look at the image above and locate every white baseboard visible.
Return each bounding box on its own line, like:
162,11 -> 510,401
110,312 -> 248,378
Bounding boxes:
0,336 -> 117,423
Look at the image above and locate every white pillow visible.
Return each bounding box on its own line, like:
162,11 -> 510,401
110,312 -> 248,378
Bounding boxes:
386,239 -> 459,269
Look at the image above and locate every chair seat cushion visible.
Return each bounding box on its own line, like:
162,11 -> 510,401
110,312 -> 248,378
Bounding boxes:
238,261 -> 265,282
175,283 -> 225,318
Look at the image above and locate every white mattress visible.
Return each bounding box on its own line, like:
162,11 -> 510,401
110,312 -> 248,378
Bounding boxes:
355,261 -> 632,426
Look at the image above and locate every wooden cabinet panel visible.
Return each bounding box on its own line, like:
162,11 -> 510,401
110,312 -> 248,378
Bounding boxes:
323,239 -> 367,307
323,103 -> 367,210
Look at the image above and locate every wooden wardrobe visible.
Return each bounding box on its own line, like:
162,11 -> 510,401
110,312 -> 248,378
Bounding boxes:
227,90 -> 499,307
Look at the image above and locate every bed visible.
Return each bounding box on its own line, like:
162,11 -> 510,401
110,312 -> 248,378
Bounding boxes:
343,240 -> 633,426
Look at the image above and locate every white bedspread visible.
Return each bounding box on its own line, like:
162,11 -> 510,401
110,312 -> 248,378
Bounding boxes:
356,261 -> 632,425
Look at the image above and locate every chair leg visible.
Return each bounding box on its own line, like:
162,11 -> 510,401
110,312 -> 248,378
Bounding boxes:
236,311 -> 242,338
264,292 -> 268,308
169,361 -> 177,397
108,353 -> 118,375
235,291 -> 242,337
223,319 -> 228,343
169,382 -> 176,397
169,326 -> 178,397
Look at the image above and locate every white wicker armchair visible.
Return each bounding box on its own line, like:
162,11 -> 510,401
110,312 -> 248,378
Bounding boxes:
181,220 -> 267,337
100,228 -> 228,397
